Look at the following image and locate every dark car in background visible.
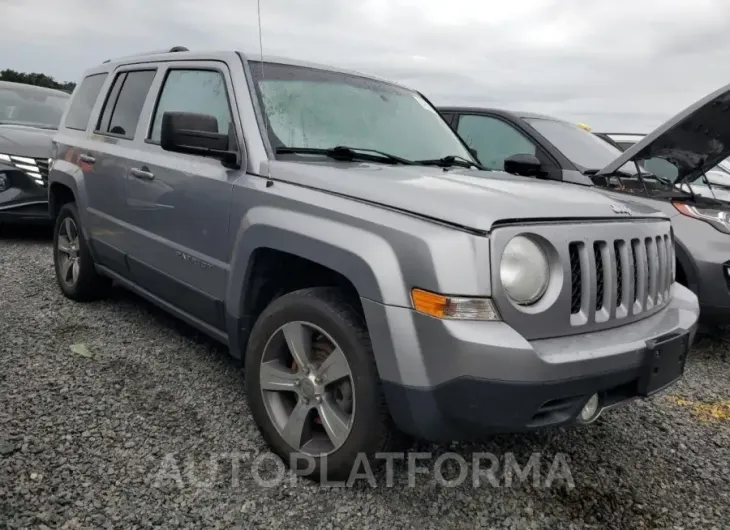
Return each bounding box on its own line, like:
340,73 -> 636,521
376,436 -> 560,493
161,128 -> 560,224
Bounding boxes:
0,80 -> 70,225
439,83 -> 730,324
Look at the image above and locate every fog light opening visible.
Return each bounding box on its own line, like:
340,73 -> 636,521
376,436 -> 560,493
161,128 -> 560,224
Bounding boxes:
0,174 -> 8,192
579,393 -> 601,423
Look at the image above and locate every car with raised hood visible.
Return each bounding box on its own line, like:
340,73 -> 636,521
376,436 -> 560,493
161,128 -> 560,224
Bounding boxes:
49,47 -> 699,481
595,132 -> 730,203
440,85 -> 730,324
0,80 -> 70,225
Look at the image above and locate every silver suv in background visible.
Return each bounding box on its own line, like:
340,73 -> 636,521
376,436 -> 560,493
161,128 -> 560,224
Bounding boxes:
440,84 -> 730,325
49,48 -> 699,480
0,81 -> 69,225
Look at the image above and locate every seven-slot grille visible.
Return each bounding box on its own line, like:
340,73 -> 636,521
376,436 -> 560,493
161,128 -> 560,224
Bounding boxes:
569,232 -> 674,324
0,155 -> 51,186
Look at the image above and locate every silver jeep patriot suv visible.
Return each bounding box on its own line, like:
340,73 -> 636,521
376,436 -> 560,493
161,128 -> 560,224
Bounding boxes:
48,48 -> 700,480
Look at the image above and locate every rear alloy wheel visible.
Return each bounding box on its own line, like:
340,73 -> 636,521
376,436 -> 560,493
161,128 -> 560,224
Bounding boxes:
57,216 -> 81,288
53,203 -> 110,301
245,287 -> 403,482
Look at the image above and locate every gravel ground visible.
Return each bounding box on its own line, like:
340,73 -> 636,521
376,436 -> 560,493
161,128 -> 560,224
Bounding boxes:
1,226 -> 728,530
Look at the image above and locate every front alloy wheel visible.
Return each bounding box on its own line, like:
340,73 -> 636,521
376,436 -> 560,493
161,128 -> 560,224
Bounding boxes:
260,321 -> 355,456
245,287 -> 404,481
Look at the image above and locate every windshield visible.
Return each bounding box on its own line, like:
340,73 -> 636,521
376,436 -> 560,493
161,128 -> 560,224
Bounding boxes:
0,83 -> 69,129
524,117 -> 638,172
249,61 -> 475,163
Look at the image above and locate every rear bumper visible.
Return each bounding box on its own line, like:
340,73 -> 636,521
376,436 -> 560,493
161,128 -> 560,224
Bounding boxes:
364,283 -> 700,441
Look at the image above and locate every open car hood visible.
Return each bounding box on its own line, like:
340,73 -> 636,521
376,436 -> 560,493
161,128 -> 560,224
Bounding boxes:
596,82 -> 730,184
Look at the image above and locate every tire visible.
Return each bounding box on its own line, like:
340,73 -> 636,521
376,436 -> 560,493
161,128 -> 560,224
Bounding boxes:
245,287 -> 404,482
53,202 -> 111,301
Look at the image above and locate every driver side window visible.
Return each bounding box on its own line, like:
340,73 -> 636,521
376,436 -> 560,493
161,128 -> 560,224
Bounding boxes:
456,114 -> 536,171
149,69 -> 232,143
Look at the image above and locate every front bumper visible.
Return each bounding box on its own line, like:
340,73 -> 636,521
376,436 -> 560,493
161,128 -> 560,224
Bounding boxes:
695,256 -> 730,323
364,283 -> 700,441
0,170 -> 50,224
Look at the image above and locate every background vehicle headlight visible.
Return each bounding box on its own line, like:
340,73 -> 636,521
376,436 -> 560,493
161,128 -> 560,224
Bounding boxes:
674,203 -> 730,234
500,235 -> 550,305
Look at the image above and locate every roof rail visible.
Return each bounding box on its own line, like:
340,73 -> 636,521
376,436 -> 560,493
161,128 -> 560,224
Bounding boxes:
101,46 -> 189,64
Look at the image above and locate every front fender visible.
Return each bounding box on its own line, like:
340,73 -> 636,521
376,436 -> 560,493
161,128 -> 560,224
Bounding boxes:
674,237 -> 700,295
226,205 -> 409,307
224,205 -> 410,364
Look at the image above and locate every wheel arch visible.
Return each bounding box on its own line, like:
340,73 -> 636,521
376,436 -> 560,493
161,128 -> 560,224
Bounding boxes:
224,209 -> 410,368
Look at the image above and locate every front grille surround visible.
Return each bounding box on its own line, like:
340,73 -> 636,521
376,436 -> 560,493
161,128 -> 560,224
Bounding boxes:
0,154 -> 51,186
490,219 -> 674,341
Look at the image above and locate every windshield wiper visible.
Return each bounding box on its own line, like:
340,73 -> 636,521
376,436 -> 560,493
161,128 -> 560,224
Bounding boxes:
275,146 -> 414,165
414,155 -> 483,169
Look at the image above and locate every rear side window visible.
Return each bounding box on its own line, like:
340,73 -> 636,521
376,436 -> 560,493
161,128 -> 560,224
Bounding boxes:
64,73 -> 108,131
148,69 -> 233,142
98,70 -> 156,139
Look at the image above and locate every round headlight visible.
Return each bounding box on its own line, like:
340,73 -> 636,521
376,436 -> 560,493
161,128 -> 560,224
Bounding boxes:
500,235 -> 550,305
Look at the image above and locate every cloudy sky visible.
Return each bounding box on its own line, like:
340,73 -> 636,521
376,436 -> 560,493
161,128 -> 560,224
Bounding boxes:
2,0 -> 730,131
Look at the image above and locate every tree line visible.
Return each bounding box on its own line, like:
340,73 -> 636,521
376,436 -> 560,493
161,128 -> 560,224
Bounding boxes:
0,69 -> 76,93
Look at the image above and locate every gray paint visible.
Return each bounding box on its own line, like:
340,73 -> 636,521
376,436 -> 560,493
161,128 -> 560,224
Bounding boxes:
49,50 -> 700,410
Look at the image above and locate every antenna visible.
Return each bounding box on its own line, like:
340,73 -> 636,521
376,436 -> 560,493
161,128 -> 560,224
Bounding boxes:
257,0 -> 272,181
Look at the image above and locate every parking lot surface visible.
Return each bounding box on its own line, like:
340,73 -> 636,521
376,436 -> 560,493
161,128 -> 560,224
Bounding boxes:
1,227 -> 728,530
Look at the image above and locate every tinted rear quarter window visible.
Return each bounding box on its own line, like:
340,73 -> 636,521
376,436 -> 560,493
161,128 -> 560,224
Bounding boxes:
64,73 -> 108,131
99,70 -> 156,139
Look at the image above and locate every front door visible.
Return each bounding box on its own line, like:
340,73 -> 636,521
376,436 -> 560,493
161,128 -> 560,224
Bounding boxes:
122,62 -> 243,331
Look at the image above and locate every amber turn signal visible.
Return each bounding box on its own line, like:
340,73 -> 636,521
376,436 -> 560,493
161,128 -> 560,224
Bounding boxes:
411,288 -> 500,320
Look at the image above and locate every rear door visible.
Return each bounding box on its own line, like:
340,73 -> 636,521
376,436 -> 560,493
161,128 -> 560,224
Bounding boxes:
85,67 -> 158,272
120,61 -> 244,331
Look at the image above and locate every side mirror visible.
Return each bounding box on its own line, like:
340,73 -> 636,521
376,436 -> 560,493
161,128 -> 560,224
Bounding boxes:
504,153 -> 543,177
160,111 -> 239,167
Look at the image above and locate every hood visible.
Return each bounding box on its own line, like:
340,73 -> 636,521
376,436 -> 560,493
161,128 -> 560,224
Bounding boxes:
0,124 -> 55,159
596,82 -> 730,183
270,161 -> 666,232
